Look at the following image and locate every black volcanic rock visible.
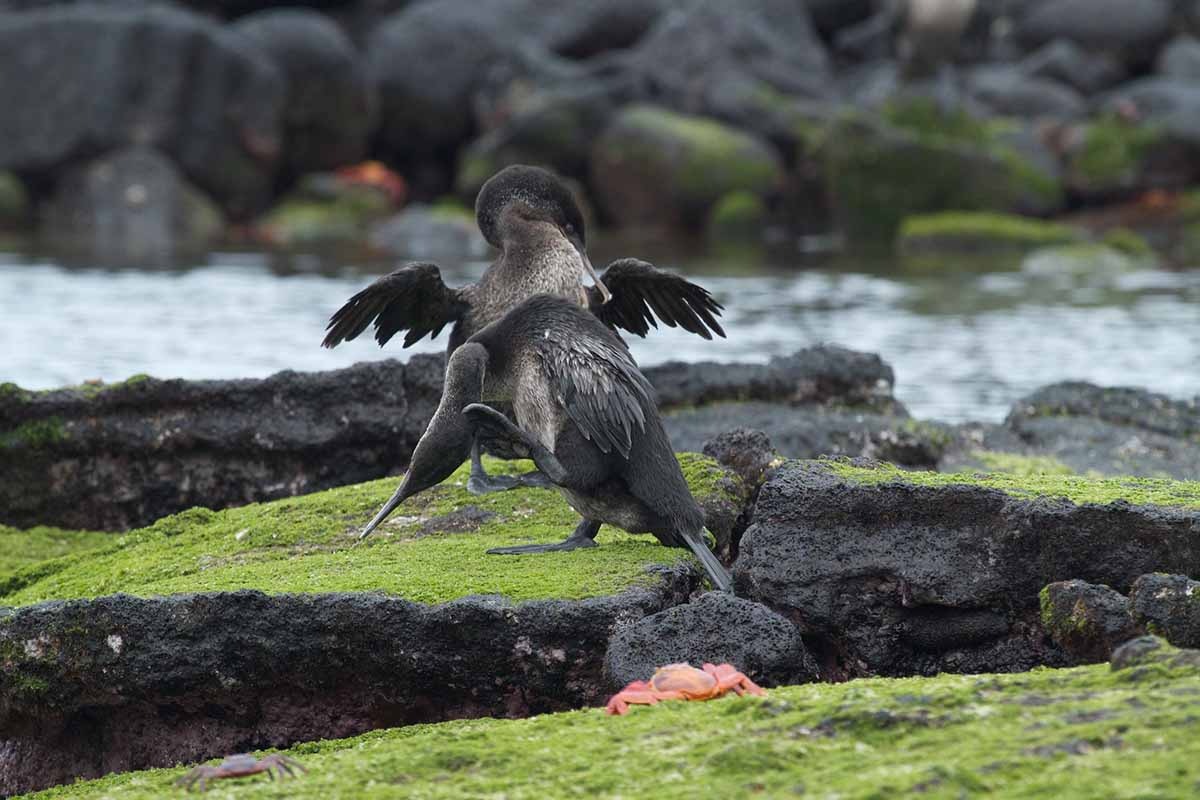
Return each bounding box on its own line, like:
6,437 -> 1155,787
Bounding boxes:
1039,580 -> 1142,663
1129,573 -> 1200,648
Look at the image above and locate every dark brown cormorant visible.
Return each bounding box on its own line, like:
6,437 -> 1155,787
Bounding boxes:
322,164 -> 725,494
355,293 -> 732,593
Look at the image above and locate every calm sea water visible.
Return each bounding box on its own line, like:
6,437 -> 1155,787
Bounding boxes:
2,245 -> 1198,423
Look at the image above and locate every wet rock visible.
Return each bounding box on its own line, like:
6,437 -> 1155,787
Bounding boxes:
38,147 -> 224,266
232,9 -> 374,176
1061,115 -> 1172,200
0,356 -> 445,531
1019,39 -> 1126,96
1039,580 -> 1141,663
967,65 -> 1085,119
0,574 -> 692,796
1157,35 -> 1200,80
257,173 -> 393,248
897,211 -> 1081,256
590,105 -> 783,230
604,591 -> 816,689
735,459 -> 1200,677
1005,382 -> 1200,480
0,172 -> 30,231
1128,573 -> 1200,648
705,190 -> 768,244
1016,0 -> 1171,57
1099,78 -> 1200,156
0,6 -> 283,219
369,203 -> 491,260
701,428 -> 778,490
1110,635 -> 1200,673
505,0 -> 668,58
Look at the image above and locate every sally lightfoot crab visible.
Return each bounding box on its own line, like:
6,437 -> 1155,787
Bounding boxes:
605,662 -> 766,715
175,753 -> 307,792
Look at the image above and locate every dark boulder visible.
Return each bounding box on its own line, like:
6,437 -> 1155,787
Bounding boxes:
1015,0 -> 1172,58
967,64 -> 1086,119
0,574 -> 692,796
1129,573 -> 1200,648
37,146 -> 223,266
1039,580 -> 1142,663
1019,39 -> 1126,95
369,203 -> 491,260
1110,635 -> 1200,673
1005,382 -> 1200,480
1099,78 -> 1200,153
0,6 -> 284,219
604,591 -> 817,689
735,459 -> 1200,677
232,9 -> 375,176
701,428 -> 778,490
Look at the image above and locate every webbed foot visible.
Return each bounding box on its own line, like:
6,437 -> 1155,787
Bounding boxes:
467,469 -> 554,495
488,518 -> 600,555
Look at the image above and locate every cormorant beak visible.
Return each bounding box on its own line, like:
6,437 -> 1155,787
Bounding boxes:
356,473 -> 417,543
568,233 -> 611,304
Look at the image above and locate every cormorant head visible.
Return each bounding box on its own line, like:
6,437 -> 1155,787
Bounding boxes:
357,344 -> 486,542
475,165 -> 611,303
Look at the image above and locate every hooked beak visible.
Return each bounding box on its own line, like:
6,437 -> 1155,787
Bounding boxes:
356,473 -> 416,543
569,234 -> 611,304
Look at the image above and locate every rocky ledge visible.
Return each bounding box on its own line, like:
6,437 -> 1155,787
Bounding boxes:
736,458 -> 1200,679
16,638 -> 1200,799
0,456 -> 755,796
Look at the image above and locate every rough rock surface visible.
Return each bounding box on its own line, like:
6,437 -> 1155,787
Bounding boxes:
1015,0 -> 1172,56
1129,573 -> 1200,648
604,592 -> 816,689
0,6 -> 284,219
1110,634 -> 1200,672
0,356 -> 444,531
735,460 -> 1200,678
1004,382 -> 1200,479
1039,580 -> 1142,663
0,572 -> 693,796
701,428 -> 778,490
0,346 -> 892,531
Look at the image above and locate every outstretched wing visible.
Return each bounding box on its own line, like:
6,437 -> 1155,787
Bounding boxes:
322,262 -> 469,349
587,258 -> 725,340
536,332 -> 654,460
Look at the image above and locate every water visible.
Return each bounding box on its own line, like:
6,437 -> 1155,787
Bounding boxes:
2,245 -> 1198,423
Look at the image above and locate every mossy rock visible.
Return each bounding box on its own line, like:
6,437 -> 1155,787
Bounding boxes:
0,525 -> 110,590
257,176 -> 393,248
821,103 -> 1063,244
0,454 -> 738,607
0,172 -> 29,230
590,105 -> 783,229
1065,116 -> 1164,198
705,190 -> 767,244
897,211 -> 1081,256
24,656 -> 1200,799
961,450 -> 1077,478
1021,242 -> 1151,277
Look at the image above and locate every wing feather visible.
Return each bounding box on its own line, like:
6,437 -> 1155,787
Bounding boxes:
587,258 -> 725,340
322,262 -> 468,349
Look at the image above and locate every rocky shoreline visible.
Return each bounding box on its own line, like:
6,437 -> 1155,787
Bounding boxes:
5,1 -> 1200,263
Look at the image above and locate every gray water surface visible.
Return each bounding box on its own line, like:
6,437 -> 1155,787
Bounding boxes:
2,248 -> 1198,423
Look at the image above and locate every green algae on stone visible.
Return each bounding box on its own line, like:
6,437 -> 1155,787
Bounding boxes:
1067,116 -> 1162,195
898,212 -> 1080,255
0,526 -> 112,584
0,456 -> 735,608
1100,227 -> 1154,258
826,458 -> 1200,510
23,658 -> 1200,800
705,190 -> 767,244
0,418 -> 67,450
971,451 -> 1076,478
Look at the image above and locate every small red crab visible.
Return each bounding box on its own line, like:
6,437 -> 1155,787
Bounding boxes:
175,753 -> 307,792
605,662 -> 766,715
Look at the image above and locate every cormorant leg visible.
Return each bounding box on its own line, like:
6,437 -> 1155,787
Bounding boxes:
465,434 -> 554,495
463,404 -> 568,492
488,518 -> 601,555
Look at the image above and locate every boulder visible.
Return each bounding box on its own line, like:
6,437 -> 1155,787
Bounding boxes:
1128,573 -> 1200,648
1157,35 -> 1200,80
1019,39 -> 1126,95
701,428 -> 778,491
38,147 -> 224,266
736,459 -> 1200,677
232,9 -> 374,176
1039,580 -> 1142,663
0,172 -> 30,231
897,211 -> 1081,256
0,6 -> 284,219
1061,115 -> 1173,200
1016,0 -> 1172,57
589,105 -> 783,230
1099,78 -> 1200,155
604,592 -> 817,689
1005,382 -> 1200,480
967,65 -> 1086,119
256,172 -> 393,248
1110,635 -> 1200,672
369,203 -> 491,260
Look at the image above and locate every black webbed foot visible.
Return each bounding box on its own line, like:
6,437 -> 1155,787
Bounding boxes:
467,469 -> 554,495
488,518 -> 600,555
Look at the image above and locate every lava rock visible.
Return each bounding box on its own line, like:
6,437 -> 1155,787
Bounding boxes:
1099,78 -> 1200,153
1128,573 -> 1200,648
1004,382 -> 1200,479
0,575 -> 692,796
590,104 -> 783,230
701,428 -> 778,490
604,591 -> 817,689
0,172 -> 30,231
1157,35 -> 1200,80
38,146 -> 224,266
369,203 -> 491,260
968,65 -> 1086,119
735,459 -> 1200,677
1019,39 -> 1127,95
0,6 -> 284,219
1016,0 -> 1171,56
1110,635 -> 1200,672
1039,580 -> 1142,663
232,9 -> 375,175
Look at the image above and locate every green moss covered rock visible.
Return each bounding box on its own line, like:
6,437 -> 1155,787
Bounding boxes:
258,175 -> 393,248
705,190 -> 767,244
898,211 -> 1081,256
1065,116 -> 1164,198
590,105 -> 782,229
24,656 -> 1200,799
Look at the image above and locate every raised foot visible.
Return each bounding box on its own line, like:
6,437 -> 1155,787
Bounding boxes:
487,536 -> 599,555
467,470 -> 553,495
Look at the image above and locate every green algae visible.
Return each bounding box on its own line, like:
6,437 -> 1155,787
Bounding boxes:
0,526 -> 111,585
1100,227 -> 1154,258
898,212 -> 1080,254
0,418 -> 67,450
826,459 -> 1200,510
22,658 -> 1200,800
1069,116 -> 1162,190
0,456 -> 737,608
971,451 -> 1076,478
706,190 -> 767,243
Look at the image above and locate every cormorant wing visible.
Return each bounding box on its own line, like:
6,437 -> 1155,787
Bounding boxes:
537,332 -> 654,460
586,258 -> 725,340
322,262 -> 469,349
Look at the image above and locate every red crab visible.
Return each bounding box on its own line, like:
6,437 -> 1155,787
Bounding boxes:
605,662 -> 766,715
175,753 -> 307,792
